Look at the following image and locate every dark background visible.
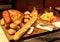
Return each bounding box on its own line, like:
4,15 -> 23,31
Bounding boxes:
16,0 -> 60,11
0,0 -> 60,11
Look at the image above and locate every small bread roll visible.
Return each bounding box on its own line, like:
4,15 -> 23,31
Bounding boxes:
14,20 -> 21,25
24,18 -> 29,23
8,29 -> 16,35
24,11 -> 30,14
10,23 -> 17,29
0,18 -> 5,25
24,14 -> 30,19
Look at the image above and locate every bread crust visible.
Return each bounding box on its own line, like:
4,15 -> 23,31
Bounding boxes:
2,10 -> 23,24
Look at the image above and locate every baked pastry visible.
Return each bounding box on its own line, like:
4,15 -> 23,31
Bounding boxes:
2,9 -> 23,24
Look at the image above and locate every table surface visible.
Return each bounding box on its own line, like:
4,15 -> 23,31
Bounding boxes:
17,30 -> 60,42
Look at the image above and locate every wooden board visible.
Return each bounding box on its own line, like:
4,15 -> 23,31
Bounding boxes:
2,24 -> 59,41
2,26 -> 48,40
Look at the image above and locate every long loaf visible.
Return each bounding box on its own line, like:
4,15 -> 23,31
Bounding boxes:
13,13 -> 38,41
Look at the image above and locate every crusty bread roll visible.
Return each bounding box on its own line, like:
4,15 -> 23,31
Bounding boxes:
2,10 -> 23,24
2,10 -> 11,24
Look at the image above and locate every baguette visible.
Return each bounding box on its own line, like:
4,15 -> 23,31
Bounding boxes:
13,13 -> 38,41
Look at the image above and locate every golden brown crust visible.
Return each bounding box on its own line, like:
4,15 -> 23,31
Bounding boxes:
2,10 -> 11,24
2,10 -> 23,24
8,9 -> 23,23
